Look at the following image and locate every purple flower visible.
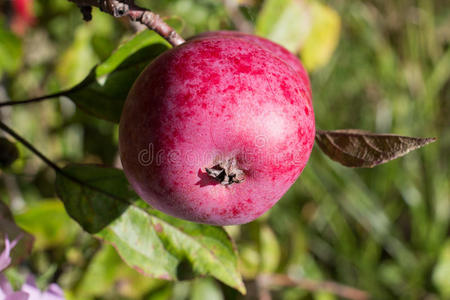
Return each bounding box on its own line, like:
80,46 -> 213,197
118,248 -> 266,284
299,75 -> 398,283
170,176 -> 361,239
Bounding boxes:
0,234 -> 22,272
0,235 -> 65,300
0,274 -> 65,300
0,275 -> 28,300
20,276 -> 65,300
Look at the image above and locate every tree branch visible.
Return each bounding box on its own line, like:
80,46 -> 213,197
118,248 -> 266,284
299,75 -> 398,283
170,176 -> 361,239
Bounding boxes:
0,121 -> 133,204
0,121 -> 64,174
258,274 -> 369,300
0,90 -> 71,107
68,0 -> 185,47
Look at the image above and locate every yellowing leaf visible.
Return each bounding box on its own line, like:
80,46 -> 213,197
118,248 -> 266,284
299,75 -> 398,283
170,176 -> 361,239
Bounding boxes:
256,0 -> 341,71
300,1 -> 341,70
256,0 -> 311,53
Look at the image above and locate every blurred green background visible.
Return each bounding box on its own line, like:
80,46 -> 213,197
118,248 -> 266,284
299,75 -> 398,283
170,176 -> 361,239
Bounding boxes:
0,0 -> 449,299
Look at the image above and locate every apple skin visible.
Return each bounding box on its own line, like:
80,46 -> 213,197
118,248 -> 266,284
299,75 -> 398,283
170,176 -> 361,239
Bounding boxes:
119,34 -> 315,225
193,31 -> 312,100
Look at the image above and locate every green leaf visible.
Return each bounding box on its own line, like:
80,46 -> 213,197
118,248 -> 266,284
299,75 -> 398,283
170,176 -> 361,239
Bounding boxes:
55,164 -> 245,294
315,129 -> 436,168
0,201 -> 34,269
65,31 -> 170,122
0,137 -> 19,168
95,29 -> 172,77
64,26 -> 181,122
55,165 -> 137,234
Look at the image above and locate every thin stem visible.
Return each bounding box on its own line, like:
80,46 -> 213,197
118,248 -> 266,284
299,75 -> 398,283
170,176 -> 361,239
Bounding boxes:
0,90 -> 70,108
69,0 -> 185,47
0,121 -> 131,204
258,274 -> 369,300
0,121 -> 64,174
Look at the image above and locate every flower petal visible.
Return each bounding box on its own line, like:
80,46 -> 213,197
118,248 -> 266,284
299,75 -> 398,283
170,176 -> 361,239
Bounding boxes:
21,275 -> 65,300
0,234 -> 23,272
4,291 -> 29,300
0,274 -> 14,296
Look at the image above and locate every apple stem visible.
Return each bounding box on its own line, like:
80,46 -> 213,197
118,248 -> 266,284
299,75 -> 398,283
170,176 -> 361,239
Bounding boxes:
205,157 -> 245,185
69,0 -> 185,47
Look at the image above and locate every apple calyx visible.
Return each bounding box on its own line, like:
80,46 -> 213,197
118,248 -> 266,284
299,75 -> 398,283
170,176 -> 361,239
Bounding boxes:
205,157 -> 244,185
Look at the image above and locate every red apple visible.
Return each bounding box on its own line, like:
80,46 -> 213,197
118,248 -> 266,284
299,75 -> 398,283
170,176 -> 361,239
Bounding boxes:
119,33 -> 315,225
